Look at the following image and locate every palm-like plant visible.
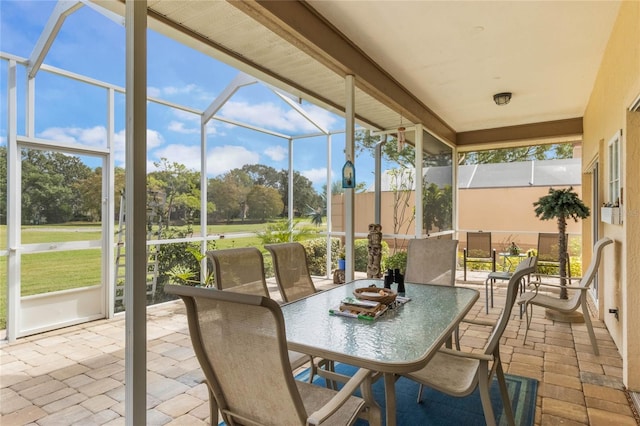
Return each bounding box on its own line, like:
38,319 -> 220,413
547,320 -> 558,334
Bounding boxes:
533,187 -> 590,298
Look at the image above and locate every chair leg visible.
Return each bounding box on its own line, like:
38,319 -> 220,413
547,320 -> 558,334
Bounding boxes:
523,302 -> 533,345
495,360 -> 515,426
478,363 -> 497,426
207,386 -> 220,426
417,384 -> 424,403
485,278 -> 490,314
581,299 -> 600,355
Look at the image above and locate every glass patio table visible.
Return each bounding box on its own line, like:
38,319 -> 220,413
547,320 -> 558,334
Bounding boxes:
281,278 -> 479,426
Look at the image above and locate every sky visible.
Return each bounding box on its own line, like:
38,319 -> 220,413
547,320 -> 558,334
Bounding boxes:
0,0 -> 388,190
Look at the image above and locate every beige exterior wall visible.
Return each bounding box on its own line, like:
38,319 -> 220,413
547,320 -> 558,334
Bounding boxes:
582,0 -> 640,390
333,184 -> 583,253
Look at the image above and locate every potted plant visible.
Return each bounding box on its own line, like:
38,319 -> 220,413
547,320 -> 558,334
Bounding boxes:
508,241 -> 521,256
337,246 -> 346,270
533,186 -> 590,299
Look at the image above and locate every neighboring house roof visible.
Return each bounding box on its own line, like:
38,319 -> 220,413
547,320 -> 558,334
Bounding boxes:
369,158 -> 581,192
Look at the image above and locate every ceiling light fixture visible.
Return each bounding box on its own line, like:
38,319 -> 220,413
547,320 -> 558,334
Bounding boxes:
493,92 -> 512,106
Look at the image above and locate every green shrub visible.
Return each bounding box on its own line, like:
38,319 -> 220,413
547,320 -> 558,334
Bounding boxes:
301,237 -> 341,276
352,239 -> 390,273
384,250 -> 407,274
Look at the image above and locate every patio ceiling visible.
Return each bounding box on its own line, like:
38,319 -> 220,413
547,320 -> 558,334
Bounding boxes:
93,0 -> 621,150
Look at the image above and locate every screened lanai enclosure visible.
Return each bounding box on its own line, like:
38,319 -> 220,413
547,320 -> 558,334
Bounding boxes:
0,1 -> 454,340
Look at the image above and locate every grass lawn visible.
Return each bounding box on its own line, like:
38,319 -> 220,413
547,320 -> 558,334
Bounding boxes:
0,220 -> 324,330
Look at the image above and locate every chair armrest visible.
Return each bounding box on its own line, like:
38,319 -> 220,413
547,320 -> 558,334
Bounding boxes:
528,281 -> 588,291
307,367 -> 372,425
438,347 -> 493,362
534,273 -> 582,282
461,318 -> 495,327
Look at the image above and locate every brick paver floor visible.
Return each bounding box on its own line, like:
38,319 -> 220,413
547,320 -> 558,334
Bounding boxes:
1,271 -> 638,425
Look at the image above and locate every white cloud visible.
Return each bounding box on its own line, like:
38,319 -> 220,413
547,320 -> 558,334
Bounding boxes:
207,145 -> 260,176
220,100 -> 338,134
301,167 -> 328,185
150,144 -> 202,171
168,121 -> 198,134
167,109 -> 220,136
38,126 -> 105,145
264,145 -> 286,162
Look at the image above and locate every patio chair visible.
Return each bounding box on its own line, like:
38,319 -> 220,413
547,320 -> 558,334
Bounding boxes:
536,232 -> 570,277
518,237 -> 613,355
405,238 -> 459,287
265,242 -> 338,387
265,242 -> 318,303
207,247 -> 270,296
405,238 -> 461,349
463,231 -> 496,281
484,256 -> 538,314
402,264 -> 536,426
207,247 -> 314,379
164,285 -> 379,426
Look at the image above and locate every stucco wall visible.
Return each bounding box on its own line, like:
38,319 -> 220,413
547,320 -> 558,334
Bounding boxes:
582,0 -> 640,390
332,184 -> 583,252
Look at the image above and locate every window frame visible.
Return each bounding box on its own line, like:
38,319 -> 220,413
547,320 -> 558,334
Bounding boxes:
607,129 -> 622,206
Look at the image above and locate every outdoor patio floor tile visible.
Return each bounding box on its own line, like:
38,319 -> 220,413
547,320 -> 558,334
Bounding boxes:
1,270 -> 638,425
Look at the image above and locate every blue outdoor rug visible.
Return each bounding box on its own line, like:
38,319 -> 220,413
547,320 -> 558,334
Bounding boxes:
296,363 -> 537,426
219,362 -> 537,425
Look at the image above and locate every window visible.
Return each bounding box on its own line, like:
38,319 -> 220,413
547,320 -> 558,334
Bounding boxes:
608,130 -> 622,205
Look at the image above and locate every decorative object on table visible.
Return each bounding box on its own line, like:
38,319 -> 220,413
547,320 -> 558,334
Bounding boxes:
384,268 -> 394,289
508,241 -> 520,255
394,268 -> 405,293
330,284 -> 409,321
354,286 -> 397,305
367,223 -> 383,278
341,159 -> 355,188
533,186 -> 590,298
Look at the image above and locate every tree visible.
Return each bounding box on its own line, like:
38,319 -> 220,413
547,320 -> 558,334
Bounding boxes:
246,185 -> 283,221
148,158 -> 201,226
277,170 -> 322,217
533,187 -> 590,298
21,149 -> 91,223
241,164 -> 280,188
423,182 -> 452,233
459,143 -> 574,165
388,167 -> 415,252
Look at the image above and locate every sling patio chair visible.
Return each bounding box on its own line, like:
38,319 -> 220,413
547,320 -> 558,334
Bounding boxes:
207,247 -> 316,380
405,238 -> 462,349
207,247 -> 270,296
536,232 -> 570,277
164,285 -> 380,426
518,237 -> 613,355
484,256 -> 538,314
265,242 -> 318,303
402,264 -> 536,426
463,231 -> 496,281
265,241 -> 338,387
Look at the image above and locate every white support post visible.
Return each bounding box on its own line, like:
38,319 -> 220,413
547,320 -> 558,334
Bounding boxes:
414,124 -> 423,236
26,77 -> 35,137
345,75 -> 355,282
124,1 -> 147,424
6,60 -> 20,342
325,134 -> 332,278
105,88 -> 116,318
288,137 -> 294,236
200,117 -> 208,279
